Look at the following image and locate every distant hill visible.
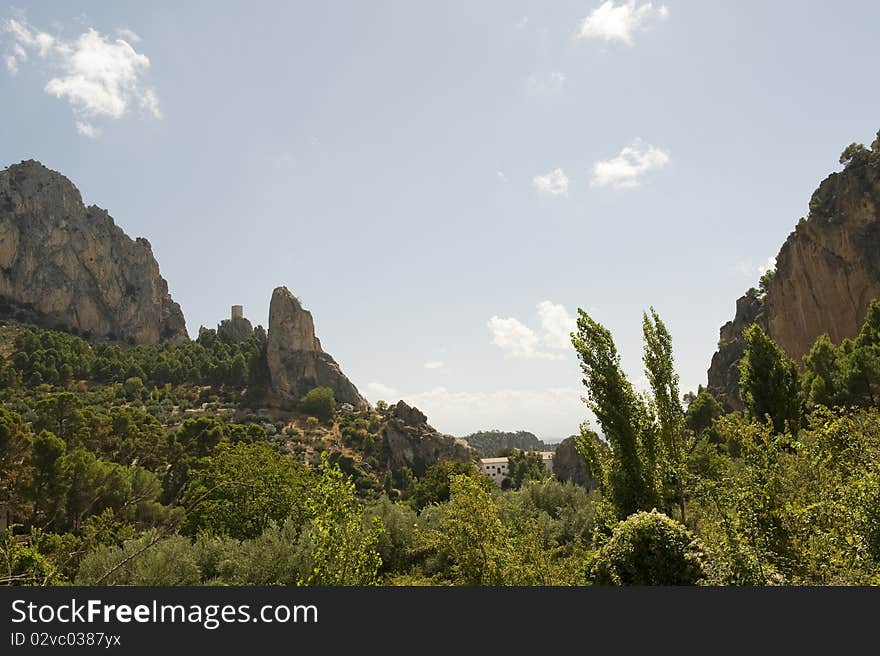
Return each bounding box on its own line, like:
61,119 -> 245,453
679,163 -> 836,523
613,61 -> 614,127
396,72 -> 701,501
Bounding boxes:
460,430 -> 554,457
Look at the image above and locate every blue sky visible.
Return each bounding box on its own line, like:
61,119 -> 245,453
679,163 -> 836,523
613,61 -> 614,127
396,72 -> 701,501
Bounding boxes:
2,1 -> 879,439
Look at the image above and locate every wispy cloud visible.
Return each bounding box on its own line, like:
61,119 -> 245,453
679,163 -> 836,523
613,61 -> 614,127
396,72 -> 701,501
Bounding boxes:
524,70 -> 566,95
366,382 -> 400,401
116,28 -> 142,44
399,386 -> 586,438
758,256 -> 776,276
2,18 -> 161,136
591,140 -> 670,189
733,256 -> 777,278
532,168 -> 569,196
578,1 -> 669,45
424,360 -> 444,370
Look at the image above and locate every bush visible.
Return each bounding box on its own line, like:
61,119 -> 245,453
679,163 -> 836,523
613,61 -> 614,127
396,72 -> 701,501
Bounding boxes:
592,511 -> 708,585
300,387 -> 336,422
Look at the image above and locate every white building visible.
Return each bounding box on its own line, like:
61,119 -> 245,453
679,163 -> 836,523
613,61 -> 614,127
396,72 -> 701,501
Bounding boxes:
478,457 -> 510,486
478,451 -> 555,486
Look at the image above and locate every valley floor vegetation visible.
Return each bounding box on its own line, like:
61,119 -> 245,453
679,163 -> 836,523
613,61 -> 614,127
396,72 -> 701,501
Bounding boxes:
3,298 -> 880,586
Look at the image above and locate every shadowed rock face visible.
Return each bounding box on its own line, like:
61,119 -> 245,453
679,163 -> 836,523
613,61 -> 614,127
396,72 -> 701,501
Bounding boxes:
0,160 -> 188,344
708,149 -> 880,408
266,286 -> 368,408
553,436 -> 596,489
379,401 -> 474,476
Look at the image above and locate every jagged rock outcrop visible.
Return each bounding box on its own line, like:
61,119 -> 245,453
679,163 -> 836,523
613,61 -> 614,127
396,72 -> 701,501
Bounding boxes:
708,142 -> 880,408
217,315 -> 254,344
0,160 -> 187,343
552,436 -> 596,489
379,401 -> 474,476
266,286 -> 368,408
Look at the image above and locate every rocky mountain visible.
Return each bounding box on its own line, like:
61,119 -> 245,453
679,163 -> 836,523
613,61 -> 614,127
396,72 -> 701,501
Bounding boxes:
379,401 -> 474,475
708,137 -> 880,407
266,286 -> 368,408
0,160 -> 187,344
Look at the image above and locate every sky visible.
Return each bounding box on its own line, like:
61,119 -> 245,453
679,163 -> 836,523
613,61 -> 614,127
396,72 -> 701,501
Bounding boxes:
2,1 -> 880,440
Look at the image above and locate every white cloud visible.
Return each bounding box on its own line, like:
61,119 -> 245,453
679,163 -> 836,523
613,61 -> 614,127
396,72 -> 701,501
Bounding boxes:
116,28 -> 142,44
733,256 -> 777,278
515,16 -> 529,30
2,18 -> 160,135
75,120 -> 99,138
488,301 -> 577,360
424,360 -> 444,370
578,1 -> 668,45
758,256 -> 776,276
496,170 -> 508,183
590,140 -> 670,189
524,70 -> 566,95
532,168 -> 569,196
488,316 -> 560,361
537,301 -> 577,350
366,382 -> 400,401
140,87 -> 161,118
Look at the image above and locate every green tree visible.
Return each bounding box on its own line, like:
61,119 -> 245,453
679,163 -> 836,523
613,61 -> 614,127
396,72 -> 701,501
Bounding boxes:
506,450 -> 549,490
572,310 -> 660,518
0,409 -> 33,524
739,324 -> 800,434
642,307 -> 688,520
299,455 -> 383,586
410,460 -> 487,511
839,142 -> 870,168
183,442 -> 311,539
28,431 -> 69,528
300,387 -> 336,422
685,387 -> 723,438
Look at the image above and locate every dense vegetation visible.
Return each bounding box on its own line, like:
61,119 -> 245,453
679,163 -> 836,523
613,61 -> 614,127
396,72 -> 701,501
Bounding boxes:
461,430 -> 553,457
5,288 -> 880,585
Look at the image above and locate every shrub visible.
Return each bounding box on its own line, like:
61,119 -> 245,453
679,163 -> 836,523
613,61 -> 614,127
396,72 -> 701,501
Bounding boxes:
300,387 -> 336,422
592,510 -> 708,585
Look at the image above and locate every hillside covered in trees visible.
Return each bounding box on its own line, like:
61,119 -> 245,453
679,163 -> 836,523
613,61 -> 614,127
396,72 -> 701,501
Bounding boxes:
461,430 -> 554,457
5,291 -> 880,585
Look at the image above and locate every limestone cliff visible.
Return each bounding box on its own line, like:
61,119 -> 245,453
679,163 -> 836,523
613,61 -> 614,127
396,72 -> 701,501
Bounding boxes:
266,286 -> 368,408
0,160 -> 187,343
708,140 -> 880,407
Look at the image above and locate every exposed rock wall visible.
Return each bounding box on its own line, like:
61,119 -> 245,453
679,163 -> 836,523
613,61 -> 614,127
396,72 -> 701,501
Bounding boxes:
0,160 -> 187,343
708,146 -> 880,407
266,286 -> 368,408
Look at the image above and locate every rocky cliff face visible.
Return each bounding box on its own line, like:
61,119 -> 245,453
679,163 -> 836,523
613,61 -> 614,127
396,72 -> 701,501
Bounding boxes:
552,436 -> 596,489
266,286 -> 368,408
709,143 -> 880,407
0,160 -> 187,344
379,401 -> 474,476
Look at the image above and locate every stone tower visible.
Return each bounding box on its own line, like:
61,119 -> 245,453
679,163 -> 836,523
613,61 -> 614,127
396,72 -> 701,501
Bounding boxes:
231,305 -> 243,320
